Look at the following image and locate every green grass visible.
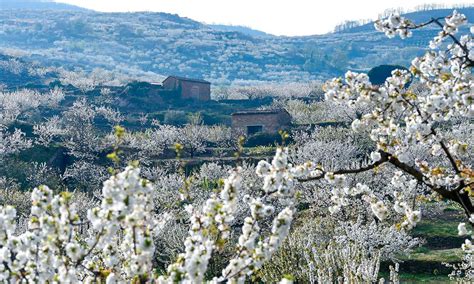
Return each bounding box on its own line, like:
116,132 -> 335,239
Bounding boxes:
443,205 -> 462,212
392,211 -> 466,279
245,146 -> 276,156
412,220 -> 460,238
380,270 -> 454,283
398,273 -> 453,283
402,248 -> 463,263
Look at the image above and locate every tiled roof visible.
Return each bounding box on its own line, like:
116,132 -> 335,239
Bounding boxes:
164,76 -> 211,84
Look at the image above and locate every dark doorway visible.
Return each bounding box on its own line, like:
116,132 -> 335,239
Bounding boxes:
247,125 -> 263,135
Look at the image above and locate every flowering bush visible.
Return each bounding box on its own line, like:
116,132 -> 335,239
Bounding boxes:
0,147 -> 314,282
320,9 -> 473,280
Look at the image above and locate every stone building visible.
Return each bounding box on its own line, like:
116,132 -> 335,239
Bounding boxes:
162,76 -> 211,101
231,109 -> 292,135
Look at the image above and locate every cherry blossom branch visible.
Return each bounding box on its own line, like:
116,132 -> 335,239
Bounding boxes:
297,151 -> 390,182
298,148 -> 474,218
431,18 -> 472,64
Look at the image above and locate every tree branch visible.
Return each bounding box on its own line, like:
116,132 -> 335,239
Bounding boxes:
297,151 -> 391,182
297,149 -> 474,219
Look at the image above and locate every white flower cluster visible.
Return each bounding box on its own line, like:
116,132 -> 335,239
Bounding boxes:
161,147 -> 303,283
0,185 -> 85,282
370,10 -> 474,281
0,145 -> 307,283
325,9 -> 473,203
257,148 -> 311,195
163,167 -> 242,283
390,172 -> 422,230
369,199 -> 389,221
322,11 -> 474,236
458,222 -> 471,237
374,13 -> 413,39
0,166 -> 157,282
219,205 -> 293,282
325,176 -> 407,224
217,148 -> 300,282
324,170 -> 423,227
0,152 -> 300,283
451,215 -> 474,280
458,215 -> 474,252
86,166 -> 156,282
430,10 -> 467,49
393,198 -> 421,230
327,182 -> 368,214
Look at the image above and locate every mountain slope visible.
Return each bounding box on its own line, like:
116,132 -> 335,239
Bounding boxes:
209,24 -> 271,37
0,7 -> 472,84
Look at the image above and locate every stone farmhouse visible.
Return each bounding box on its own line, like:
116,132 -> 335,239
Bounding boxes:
162,76 -> 211,101
231,109 -> 292,135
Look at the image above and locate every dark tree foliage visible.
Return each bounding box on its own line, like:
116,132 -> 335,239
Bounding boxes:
368,64 -> 411,86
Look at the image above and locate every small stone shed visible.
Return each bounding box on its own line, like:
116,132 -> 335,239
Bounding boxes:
162,76 -> 211,101
231,109 -> 292,135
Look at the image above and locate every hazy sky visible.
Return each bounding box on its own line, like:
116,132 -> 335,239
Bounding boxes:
56,0 -> 471,36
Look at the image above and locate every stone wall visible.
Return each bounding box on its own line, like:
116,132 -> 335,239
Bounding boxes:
231,110 -> 291,135
180,80 -> 211,101
163,77 -> 211,101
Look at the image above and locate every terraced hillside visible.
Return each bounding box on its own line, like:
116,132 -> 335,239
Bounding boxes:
0,2 -> 472,83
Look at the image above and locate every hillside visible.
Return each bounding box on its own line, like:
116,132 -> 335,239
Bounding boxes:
0,54 -> 60,88
208,24 -> 271,37
0,5 -> 472,84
